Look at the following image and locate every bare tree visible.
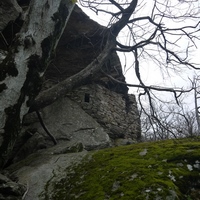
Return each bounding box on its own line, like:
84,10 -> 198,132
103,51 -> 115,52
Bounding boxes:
191,75 -> 200,135
141,101 -> 199,141
79,0 -> 200,138
0,0 -> 199,167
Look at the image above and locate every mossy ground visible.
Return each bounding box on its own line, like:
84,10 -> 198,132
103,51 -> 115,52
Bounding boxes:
46,138 -> 200,200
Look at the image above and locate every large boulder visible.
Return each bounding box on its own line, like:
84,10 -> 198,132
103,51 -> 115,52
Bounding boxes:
6,144 -> 88,200
12,97 -> 111,163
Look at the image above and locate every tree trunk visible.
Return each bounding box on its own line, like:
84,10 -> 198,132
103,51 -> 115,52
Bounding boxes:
0,0 -> 75,168
194,79 -> 200,135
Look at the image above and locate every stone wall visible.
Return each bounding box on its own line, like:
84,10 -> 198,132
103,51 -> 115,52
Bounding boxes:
68,84 -> 141,141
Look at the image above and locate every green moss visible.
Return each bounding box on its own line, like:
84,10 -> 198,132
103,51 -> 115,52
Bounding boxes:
42,138 -> 200,199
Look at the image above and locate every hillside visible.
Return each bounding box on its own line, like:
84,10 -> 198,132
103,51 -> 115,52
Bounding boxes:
43,138 -> 200,200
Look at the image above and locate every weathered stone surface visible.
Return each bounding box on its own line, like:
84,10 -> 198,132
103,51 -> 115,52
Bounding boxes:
11,131 -> 47,164
34,96 -> 111,150
6,138 -> 200,200
0,0 -> 22,31
12,97 -> 111,163
6,145 -> 88,200
0,5 -> 141,200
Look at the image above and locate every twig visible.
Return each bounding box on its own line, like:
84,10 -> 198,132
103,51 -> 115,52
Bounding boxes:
22,181 -> 29,200
36,111 -> 57,145
0,32 -> 9,46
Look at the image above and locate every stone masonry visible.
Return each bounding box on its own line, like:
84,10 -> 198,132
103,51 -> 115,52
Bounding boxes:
68,83 -> 141,141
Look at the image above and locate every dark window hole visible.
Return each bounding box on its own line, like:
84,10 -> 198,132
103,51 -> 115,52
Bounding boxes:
84,93 -> 90,103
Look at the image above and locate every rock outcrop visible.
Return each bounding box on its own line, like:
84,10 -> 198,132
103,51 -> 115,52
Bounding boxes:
4,137 -> 200,200
47,138 -> 200,200
0,5 -> 141,200
14,4 -> 141,162
0,5 -> 199,200
5,146 -> 88,200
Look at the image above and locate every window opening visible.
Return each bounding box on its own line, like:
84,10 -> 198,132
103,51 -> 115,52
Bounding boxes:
84,93 -> 90,103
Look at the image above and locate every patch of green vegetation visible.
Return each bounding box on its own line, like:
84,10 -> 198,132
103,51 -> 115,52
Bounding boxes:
45,138 -> 200,199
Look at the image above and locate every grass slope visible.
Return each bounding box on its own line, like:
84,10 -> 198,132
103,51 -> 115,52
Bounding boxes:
47,138 -> 200,200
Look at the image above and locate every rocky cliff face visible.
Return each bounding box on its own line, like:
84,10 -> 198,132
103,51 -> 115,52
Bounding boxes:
0,5 -> 141,200
0,5 -> 200,200
16,4 -> 141,159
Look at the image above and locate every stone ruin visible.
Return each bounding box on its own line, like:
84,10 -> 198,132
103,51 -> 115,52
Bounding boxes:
43,5 -> 141,143
22,5 -> 140,153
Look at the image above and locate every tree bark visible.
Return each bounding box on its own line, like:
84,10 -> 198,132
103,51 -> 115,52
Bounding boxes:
0,0 -> 75,168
